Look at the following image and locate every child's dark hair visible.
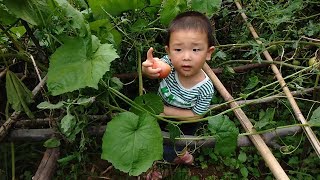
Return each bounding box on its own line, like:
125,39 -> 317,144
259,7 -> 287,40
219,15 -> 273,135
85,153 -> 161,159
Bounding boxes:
165,11 -> 214,47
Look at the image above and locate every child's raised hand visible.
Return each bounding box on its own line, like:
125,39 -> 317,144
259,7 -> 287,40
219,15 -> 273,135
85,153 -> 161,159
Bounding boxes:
142,47 -> 171,79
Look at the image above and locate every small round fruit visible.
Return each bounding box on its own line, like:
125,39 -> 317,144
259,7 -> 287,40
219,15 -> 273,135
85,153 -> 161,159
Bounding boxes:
292,60 -> 300,66
308,56 -> 317,67
269,45 -> 278,53
152,60 -> 171,78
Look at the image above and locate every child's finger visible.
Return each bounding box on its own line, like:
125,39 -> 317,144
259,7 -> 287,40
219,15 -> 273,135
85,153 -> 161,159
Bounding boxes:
142,59 -> 153,67
147,67 -> 161,74
147,47 -> 154,61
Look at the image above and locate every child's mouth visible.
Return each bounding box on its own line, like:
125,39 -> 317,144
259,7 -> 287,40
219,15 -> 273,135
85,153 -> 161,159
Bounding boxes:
182,65 -> 191,71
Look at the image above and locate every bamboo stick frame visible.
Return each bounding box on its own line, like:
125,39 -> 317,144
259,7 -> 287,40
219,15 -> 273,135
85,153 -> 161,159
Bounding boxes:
234,0 -> 320,157
203,63 -> 289,179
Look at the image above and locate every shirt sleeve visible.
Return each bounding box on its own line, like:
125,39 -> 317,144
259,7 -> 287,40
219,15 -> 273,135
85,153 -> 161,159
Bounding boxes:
192,83 -> 214,115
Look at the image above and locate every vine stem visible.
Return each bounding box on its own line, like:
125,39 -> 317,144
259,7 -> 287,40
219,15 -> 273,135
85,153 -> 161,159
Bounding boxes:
108,87 -> 176,124
218,59 -> 306,69
137,48 -> 143,96
215,40 -> 320,49
11,142 -> 15,180
240,123 -> 311,136
313,73 -> 320,99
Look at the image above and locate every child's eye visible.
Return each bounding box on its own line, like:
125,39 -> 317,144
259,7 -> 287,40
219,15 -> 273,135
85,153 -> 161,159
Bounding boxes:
174,49 -> 181,52
193,48 -> 201,52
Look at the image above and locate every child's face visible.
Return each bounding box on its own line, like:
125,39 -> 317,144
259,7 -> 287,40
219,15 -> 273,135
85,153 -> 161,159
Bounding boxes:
165,29 -> 215,78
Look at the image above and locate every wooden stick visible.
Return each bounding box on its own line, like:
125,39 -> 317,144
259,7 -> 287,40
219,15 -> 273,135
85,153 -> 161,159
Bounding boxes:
0,75 -> 47,142
234,0 -> 320,158
210,86 -> 320,110
203,63 -> 289,179
33,148 -> 60,180
6,126 -> 302,149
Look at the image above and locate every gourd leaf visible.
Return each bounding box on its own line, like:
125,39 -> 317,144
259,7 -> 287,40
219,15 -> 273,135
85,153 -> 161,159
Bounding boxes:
47,36 -> 119,95
53,0 -> 89,38
60,113 -> 76,137
89,19 -> 122,48
309,106 -> 320,127
245,75 -> 260,90
88,0 -> 147,18
3,0 -> 53,26
44,137 -> 61,148
0,3 -> 17,25
208,115 -> 239,156
37,101 -> 65,109
191,0 -> 222,17
254,108 -> 276,130
6,70 -> 34,118
101,112 -> 163,176
130,93 -> 164,115
160,0 -> 187,26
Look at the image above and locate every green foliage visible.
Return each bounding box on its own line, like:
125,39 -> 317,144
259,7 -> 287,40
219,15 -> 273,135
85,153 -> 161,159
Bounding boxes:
309,106 -> 320,126
3,0 -> 54,26
88,0 -> 147,18
191,0 -> 222,16
101,112 -> 163,176
208,115 -> 239,156
0,3 -> 17,25
130,93 -> 164,115
160,0 -> 187,26
5,70 -> 34,118
37,101 -> 64,109
47,36 -> 119,95
44,137 -> 61,148
254,108 -> 276,130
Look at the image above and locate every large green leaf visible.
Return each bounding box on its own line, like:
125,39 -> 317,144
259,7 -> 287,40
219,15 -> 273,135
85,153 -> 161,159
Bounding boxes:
6,70 -> 34,118
208,115 -> 239,156
88,0 -> 147,18
0,3 -> 17,25
3,0 -> 53,26
53,0 -> 89,38
309,106 -> 320,127
191,0 -> 222,17
130,93 -> 164,115
47,36 -> 119,95
160,0 -> 187,26
101,112 -> 163,176
254,108 -> 276,130
89,19 -> 122,48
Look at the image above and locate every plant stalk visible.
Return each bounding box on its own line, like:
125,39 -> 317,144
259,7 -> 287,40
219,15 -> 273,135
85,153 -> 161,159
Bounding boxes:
11,142 -> 15,180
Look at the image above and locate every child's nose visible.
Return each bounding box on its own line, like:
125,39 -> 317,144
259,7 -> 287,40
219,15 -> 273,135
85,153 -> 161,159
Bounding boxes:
183,51 -> 191,60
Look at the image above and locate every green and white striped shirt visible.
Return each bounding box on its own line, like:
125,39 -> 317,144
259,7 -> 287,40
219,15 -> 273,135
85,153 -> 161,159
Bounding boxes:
158,55 -> 214,115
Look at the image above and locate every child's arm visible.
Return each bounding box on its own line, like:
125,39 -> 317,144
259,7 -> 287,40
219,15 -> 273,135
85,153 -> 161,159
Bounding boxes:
163,105 -> 202,121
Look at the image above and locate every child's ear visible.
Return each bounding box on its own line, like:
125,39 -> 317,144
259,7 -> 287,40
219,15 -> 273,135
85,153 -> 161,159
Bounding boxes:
165,46 -> 169,54
206,46 -> 215,61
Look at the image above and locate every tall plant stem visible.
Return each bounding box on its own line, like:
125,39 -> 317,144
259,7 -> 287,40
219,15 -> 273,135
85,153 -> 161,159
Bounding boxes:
11,142 -> 15,180
313,73 -> 320,99
108,87 -> 175,124
137,48 -> 143,96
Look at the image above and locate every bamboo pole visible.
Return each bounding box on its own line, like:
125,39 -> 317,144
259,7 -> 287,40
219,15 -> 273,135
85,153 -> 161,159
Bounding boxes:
33,148 -> 60,180
203,63 -> 289,180
234,0 -> 320,158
